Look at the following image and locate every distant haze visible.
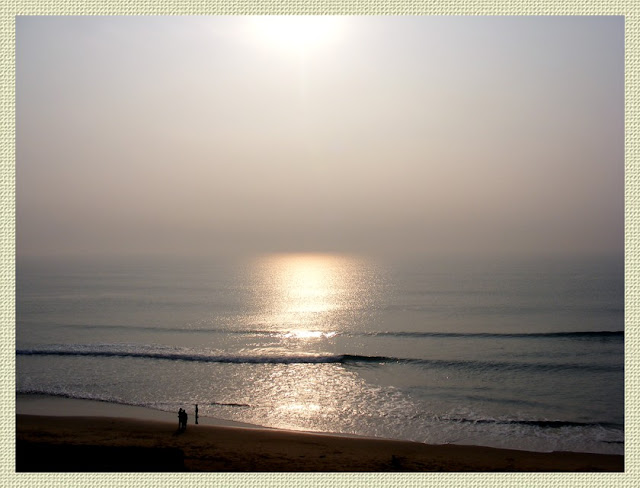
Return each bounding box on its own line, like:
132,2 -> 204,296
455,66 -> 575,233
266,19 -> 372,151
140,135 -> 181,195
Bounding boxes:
16,16 -> 624,260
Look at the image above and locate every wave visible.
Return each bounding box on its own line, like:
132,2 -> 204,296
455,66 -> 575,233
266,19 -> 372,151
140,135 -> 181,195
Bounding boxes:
17,347 -> 346,364
362,330 -> 624,340
435,416 -> 623,430
16,345 -> 623,373
17,389 -> 623,441
16,389 -> 252,410
343,355 -> 622,373
43,323 -> 623,341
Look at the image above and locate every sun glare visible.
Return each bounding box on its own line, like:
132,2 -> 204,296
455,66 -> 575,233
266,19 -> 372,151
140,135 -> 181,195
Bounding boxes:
283,329 -> 337,339
252,253 -> 364,332
250,16 -> 344,53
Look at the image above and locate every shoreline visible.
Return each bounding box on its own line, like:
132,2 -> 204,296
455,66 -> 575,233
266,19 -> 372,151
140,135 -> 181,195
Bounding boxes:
16,395 -> 624,472
16,393 -> 265,429
16,393 -> 625,453
16,414 -> 624,472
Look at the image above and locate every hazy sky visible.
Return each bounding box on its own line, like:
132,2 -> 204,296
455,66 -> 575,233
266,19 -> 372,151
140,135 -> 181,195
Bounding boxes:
17,16 -> 624,259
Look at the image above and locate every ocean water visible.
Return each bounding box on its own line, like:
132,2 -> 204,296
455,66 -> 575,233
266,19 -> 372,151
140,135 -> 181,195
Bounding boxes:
16,254 -> 624,454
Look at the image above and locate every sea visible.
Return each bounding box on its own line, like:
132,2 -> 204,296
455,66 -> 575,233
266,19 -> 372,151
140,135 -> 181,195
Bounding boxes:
16,253 -> 625,455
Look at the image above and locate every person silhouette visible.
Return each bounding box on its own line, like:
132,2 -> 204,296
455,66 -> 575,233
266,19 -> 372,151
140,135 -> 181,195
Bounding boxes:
178,408 -> 184,430
183,410 -> 188,430
195,404 -> 199,425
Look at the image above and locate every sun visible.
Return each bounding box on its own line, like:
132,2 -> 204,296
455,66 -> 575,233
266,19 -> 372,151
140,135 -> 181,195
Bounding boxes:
249,16 -> 344,53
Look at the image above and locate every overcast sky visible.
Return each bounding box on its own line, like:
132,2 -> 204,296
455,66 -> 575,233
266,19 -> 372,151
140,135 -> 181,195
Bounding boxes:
16,16 -> 624,260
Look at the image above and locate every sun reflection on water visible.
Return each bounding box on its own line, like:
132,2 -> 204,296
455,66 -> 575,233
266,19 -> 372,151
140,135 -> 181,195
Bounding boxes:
282,330 -> 337,339
251,253 -> 376,335
240,253 -> 384,427
217,254 -> 387,431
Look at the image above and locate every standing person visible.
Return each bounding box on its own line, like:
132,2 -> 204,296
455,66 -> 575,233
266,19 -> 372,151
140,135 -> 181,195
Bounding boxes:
183,410 -> 188,430
178,408 -> 184,430
195,404 -> 199,425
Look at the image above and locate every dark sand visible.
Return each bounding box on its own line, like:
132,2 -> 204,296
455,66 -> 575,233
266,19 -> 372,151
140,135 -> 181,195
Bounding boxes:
16,414 -> 623,472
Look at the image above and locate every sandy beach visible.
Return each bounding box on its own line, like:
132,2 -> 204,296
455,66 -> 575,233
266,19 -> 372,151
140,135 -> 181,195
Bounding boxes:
16,399 -> 623,472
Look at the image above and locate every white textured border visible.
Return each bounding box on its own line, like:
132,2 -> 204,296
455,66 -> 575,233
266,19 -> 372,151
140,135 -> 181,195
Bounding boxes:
1,1 -> 635,487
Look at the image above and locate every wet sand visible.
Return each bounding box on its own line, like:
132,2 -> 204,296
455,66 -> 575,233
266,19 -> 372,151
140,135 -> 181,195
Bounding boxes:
16,414 -> 623,472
